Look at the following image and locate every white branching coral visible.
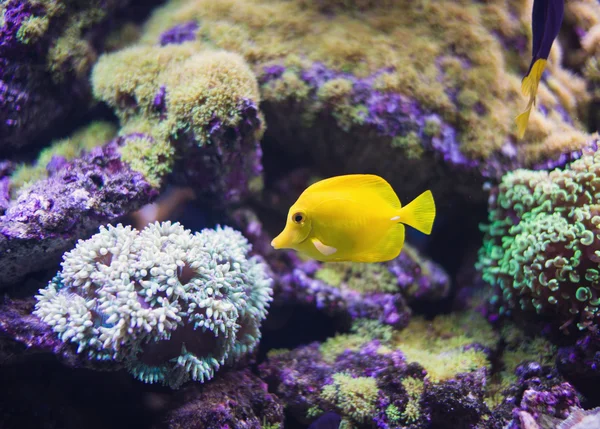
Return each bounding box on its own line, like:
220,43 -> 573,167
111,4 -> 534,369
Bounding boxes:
34,221 -> 273,389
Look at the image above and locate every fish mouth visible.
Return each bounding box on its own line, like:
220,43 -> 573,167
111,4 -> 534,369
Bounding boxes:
271,236 -> 283,249
271,225 -> 311,249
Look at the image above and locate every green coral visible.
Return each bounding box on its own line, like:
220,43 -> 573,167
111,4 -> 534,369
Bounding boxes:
401,377 -> 424,423
321,373 -> 379,423
119,134 -> 175,188
477,147 -> 600,332
10,121 -> 117,195
385,404 -> 401,424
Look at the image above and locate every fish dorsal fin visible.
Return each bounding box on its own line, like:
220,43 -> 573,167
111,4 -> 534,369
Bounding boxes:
306,174 -> 400,208
311,237 -> 337,256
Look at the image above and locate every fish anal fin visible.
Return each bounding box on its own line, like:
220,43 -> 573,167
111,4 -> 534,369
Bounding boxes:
306,174 -> 400,209
397,190 -> 436,235
311,237 -> 337,256
352,223 -> 405,263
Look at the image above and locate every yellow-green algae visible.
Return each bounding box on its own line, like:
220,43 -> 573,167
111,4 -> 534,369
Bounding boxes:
118,135 -> 175,188
92,47 -> 263,146
261,417 -> 281,429
13,0 -> 113,82
401,377 -> 424,423
314,261 -> 398,294
306,405 -> 324,419
499,323 -> 556,383
10,121 -> 117,195
313,244 -> 439,295
320,312 -> 497,383
321,373 -> 379,423
16,15 -> 49,44
391,132 -> 425,160
132,0 -> 592,164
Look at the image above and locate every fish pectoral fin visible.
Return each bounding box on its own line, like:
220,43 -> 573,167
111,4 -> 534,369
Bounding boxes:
311,238 -> 337,256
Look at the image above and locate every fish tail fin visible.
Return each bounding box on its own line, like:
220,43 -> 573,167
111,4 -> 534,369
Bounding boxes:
515,105 -> 532,139
396,190 -> 436,235
521,59 -> 547,97
516,59 -> 546,139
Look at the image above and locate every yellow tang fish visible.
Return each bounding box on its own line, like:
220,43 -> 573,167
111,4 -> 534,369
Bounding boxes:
270,174 -> 436,262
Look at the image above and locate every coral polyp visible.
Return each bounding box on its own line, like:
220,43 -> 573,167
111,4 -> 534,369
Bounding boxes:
478,144 -> 600,332
34,222 -> 273,388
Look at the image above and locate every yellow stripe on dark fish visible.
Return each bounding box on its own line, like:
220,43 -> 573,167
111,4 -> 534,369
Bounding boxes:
516,0 -> 564,138
270,174 -> 436,263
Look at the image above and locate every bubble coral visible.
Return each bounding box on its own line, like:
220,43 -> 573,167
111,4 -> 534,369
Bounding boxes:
33,221 -> 273,388
478,143 -> 600,333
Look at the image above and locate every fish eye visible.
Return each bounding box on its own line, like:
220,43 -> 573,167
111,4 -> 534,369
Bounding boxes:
292,212 -> 305,224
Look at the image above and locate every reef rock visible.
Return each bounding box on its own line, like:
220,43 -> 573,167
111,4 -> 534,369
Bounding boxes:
124,0 -> 596,207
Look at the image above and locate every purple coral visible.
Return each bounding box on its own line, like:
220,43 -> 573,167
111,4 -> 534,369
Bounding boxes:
171,99 -> 264,204
557,330 -> 600,398
500,362 -> 582,429
0,160 -> 14,213
159,21 -> 199,46
0,0 -> 141,149
262,62 -> 497,172
0,135 -> 159,288
157,370 -> 284,428
0,0 -> 39,56
0,297 -> 117,370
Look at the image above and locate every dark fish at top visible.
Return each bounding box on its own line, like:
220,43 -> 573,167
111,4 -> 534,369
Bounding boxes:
516,0 -> 565,138
308,412 -> 342,429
